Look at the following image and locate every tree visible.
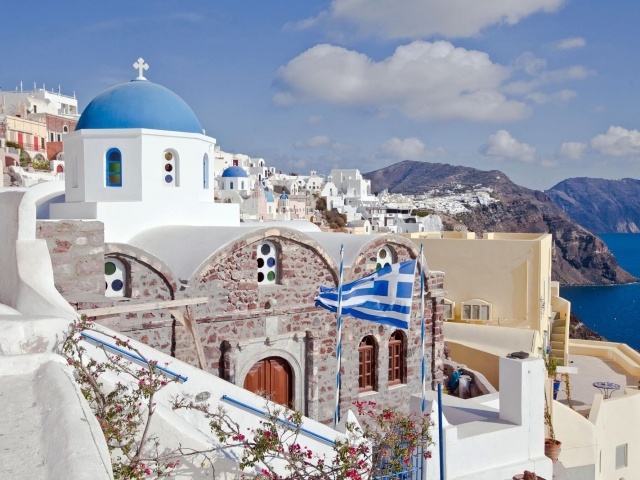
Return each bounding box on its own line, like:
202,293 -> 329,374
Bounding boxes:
61,316 -> 433,479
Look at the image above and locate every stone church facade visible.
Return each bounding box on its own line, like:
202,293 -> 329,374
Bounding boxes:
38,221 -> 446,424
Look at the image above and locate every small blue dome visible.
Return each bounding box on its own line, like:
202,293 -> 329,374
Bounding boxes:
264,189 -> 275,202
222,166 -> 249,178
76,79 -> 202,134
280,193 -> 289,200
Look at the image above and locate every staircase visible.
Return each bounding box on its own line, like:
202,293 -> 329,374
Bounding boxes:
550,313 -> 568,366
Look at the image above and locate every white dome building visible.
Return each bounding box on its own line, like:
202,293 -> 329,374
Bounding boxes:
48,59 -> 239,242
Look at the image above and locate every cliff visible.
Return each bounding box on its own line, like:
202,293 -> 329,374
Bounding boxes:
365,160 -> 637,286
546,177 -> 640,233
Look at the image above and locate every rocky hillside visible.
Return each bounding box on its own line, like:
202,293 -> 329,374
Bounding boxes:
546,177 -> 640,233
365,160 -> 637,286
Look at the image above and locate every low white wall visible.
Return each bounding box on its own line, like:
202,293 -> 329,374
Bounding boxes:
424,356 -> 552,480
590,389 -> 640,479
0,353 -> 113,480
0,184 -> 77,318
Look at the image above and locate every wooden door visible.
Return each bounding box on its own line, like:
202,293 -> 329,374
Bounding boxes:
243,356 -> 292,407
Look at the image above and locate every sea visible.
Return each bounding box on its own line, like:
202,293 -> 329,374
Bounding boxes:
561,233 -> 640,350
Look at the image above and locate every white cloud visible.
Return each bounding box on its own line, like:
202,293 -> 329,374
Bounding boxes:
292,0 -> 565,39
555,37 -> 586,50
526,89 -> 576,104
381,137 -> 426,161
480,130 -> 536,162
557,142 -> 587,160
591,126 -> 640,157
294,135 -> 331,148
275,41 -> 529,122
505,54 -> 593,95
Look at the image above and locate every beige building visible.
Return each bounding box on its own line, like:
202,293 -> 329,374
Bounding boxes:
0,115 -> 48,162
404,231 -> 570,387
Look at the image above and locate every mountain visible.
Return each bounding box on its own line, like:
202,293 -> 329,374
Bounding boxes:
364,160 -> 637,286
546,177 -> 640,234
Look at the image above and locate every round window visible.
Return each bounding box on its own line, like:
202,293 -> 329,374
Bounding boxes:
165,152 -> 173,161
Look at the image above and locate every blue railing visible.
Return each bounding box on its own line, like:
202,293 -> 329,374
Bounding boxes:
372,445 -> 424,480
80,331 -> 188,383
221,394 -> 334,445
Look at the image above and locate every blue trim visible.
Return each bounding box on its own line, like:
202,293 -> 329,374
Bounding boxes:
221,395 -> 335,445
80,331 -> 188,383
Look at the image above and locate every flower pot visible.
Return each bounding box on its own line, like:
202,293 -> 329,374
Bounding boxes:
553,380 -> 561,400
544,438 -> 561,463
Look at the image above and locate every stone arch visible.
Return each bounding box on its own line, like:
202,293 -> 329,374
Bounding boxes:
105,243 -> 180,295
236,333 -> 305,412
187,226 -> 341,287
344,234 -> 420,282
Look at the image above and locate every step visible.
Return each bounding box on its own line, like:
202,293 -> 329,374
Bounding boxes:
552,324 -> 566,334
551,341 -> 564,350
551,333 -> 565,342
550,349 -> 565,364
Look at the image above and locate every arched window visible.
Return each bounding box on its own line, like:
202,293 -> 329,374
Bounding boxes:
257,241 -> 278,285
106,148 -> 122,187
163,150 -> 179,186
104,258 -> 127,297
203,154 -> 210,189
388,330 -> 405,386
376,246 -> 393,270
358,336 -> 376,392
62,125 -> 69,133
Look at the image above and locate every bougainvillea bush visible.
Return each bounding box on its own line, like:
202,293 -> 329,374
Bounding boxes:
62,316 -> 433,479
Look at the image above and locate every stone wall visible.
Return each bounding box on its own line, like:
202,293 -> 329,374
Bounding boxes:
36,220 -> 104,296
37,221 -> 446,425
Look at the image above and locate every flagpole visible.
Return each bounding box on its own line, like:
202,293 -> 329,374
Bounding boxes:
334,244 -> 345,427
420,244 -> 426,412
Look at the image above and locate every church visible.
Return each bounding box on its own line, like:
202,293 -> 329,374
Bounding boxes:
26,59 -> 445,424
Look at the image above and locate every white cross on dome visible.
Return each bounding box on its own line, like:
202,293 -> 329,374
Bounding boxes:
133,58 -> 149,80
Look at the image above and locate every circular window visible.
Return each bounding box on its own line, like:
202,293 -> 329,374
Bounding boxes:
109,150 -> 121,161
379,249 -> 387,259
105,258 -> 126,298
165,164 -> 173,172
257,241 -> 278,285
165,175 -> 173,183
165,152 -> 173,160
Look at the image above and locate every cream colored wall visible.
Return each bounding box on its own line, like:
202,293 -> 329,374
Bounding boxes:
446,342 -> 500,388
443,323 -> 540,390
409,233 -> 551,334
7,116 -> 47,138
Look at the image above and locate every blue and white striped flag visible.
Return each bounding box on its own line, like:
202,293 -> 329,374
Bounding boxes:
315,260 -> 416,329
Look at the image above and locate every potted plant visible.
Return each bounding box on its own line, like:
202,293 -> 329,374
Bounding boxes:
547,355 -> 561,399
544,396 -> 562,462
544,355 -> 562,462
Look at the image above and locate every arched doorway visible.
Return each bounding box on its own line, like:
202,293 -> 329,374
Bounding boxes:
243,356 -> 293,407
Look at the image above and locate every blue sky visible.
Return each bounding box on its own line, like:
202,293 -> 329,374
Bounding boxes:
3,1 -> 639,190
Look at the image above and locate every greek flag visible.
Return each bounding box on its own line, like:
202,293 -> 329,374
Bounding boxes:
315,260 -> 416,329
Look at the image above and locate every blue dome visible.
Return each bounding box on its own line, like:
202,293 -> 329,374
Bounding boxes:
76,79 -> 202,134
280,193 -> 289,200
222,166 -> 249,178
264,189 -> 275,202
